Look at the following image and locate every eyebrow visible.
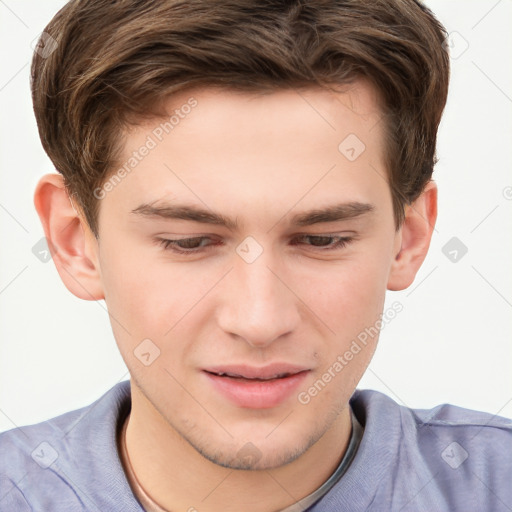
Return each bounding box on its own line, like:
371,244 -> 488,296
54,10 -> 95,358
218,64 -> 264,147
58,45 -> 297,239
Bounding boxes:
130,201 -> 374,230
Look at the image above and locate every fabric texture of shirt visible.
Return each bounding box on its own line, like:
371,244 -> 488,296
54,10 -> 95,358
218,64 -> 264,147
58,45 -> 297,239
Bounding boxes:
1,380 -> 511,511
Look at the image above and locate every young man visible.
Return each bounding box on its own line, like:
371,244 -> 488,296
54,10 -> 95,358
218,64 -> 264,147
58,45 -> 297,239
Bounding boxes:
1,0 -> 511,511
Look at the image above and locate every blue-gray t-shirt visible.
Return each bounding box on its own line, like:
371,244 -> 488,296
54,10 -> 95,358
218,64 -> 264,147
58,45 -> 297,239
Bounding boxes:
1,380 -> 511,511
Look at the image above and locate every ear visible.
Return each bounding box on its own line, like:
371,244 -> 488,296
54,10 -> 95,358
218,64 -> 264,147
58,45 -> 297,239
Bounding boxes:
387,181 -> 437,291
33,173 -> 104,301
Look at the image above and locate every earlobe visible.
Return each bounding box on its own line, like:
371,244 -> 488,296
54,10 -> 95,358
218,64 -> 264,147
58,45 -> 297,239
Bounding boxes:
33,173 -> 104,301
387,181 -> 437,291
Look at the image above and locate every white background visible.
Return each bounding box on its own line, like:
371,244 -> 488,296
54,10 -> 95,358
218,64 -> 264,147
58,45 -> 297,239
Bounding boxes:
0,0 -> 511,434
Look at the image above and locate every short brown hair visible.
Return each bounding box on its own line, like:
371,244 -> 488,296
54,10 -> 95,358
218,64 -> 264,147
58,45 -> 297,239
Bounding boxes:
31,0 -> 450,236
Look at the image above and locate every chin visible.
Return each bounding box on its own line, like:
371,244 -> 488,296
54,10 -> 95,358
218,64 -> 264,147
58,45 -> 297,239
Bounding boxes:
181,417 -> 328,471
195,436 -> 314,471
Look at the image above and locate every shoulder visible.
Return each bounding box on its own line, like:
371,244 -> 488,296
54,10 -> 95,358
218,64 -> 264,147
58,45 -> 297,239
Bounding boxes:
0,380 -> 138,511
352,387 -> 512,432
322,390 -> 512,512
352,388 -> 512,457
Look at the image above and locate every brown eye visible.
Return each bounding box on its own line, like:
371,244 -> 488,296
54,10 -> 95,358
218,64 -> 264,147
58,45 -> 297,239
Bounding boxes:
292,235 -> 353,250
305,235 -> 336,247
158,237 -> 214,253
175,237 -> 205,249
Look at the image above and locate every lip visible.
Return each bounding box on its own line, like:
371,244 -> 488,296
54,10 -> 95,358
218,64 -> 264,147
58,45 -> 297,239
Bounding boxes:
203,364 -> 310,409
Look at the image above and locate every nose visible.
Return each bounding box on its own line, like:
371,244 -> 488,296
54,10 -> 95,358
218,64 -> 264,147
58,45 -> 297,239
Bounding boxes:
216,247 -> 300,348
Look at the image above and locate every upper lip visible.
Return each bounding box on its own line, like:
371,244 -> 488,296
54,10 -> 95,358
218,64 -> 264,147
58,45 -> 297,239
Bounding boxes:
203,363 -> 310,380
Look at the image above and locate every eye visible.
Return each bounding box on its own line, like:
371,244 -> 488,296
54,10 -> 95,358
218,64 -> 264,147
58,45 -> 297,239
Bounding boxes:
292,234 -> 354,250
157,236 -> 216,253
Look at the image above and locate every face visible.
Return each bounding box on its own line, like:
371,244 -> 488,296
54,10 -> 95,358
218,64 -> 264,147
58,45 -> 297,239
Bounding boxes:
94,82 -> 401,469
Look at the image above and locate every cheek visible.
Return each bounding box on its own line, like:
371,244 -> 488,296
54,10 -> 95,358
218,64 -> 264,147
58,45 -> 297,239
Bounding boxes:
293,260 -> 388,407
99,236 -> 224,355
98,236 -> 188,338
296,255 -> 389,340
99,249 -> 201,388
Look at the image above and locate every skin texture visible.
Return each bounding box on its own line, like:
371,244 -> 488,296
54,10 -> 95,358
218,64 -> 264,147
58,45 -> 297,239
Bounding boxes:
34,80 -> 437,511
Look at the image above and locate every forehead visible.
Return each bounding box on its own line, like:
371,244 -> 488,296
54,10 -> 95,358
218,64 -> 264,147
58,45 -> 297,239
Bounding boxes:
100,81 -> 390,227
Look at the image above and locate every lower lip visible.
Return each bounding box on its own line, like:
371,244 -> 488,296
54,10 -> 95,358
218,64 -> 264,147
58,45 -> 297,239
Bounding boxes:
204,371 -> 309,409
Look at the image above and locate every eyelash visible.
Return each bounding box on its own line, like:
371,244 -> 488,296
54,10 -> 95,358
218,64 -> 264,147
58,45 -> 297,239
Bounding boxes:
156,235 -> 354,255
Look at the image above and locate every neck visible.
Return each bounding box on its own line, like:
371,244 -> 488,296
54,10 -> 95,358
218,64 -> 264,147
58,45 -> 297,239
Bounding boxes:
123,381 -> 352,512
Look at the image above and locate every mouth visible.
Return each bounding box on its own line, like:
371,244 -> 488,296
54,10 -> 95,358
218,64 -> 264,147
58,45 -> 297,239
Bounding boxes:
204,370 -> 300,381
202,364 -> 310,409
